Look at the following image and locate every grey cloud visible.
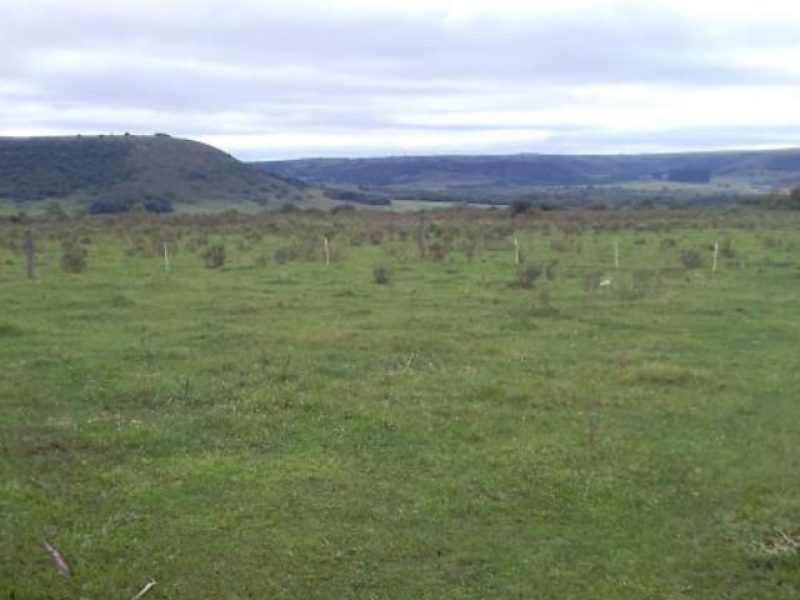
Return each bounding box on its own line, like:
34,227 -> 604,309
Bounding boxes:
4,3 -> 797,86
1,1 -> 799,157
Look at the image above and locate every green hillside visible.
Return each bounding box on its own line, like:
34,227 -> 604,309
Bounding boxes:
0,134 -> 321,210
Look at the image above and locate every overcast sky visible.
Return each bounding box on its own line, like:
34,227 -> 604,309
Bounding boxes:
2,0 -> 799,159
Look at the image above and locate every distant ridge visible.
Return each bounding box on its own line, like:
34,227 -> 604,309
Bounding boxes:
253,148 -> 800,204
0,134 -> 317,207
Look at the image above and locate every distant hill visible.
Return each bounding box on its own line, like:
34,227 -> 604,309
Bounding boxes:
253,148 -> 800,205
0,134 -> 320,209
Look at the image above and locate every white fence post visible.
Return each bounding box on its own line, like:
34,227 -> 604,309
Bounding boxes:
712,240 -> 719,274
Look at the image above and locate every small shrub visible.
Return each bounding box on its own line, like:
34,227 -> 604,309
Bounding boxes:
535,288 -> 559,316
373,265 -> 392,284
719,238 -> 736,259
0,322 -> 24,337
509,199 -> 532,217
544,259 -> 559,281
428,240 -> 450,261
88,200 -> 128,215
143,198 -> 174,213
616,269 -> 659,301
512,264 -> 543,288
330,204 -> 356,215
680,250 -> 703,269
761,235 -> 781,249
202,244 -> 226,269
584,271 -> 605,293
60,240 -> 88,273
125,237 -> 149,257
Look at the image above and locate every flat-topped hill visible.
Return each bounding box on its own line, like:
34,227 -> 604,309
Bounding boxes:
0,134 -> 317,208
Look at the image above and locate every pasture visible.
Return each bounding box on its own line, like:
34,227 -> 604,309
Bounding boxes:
2,208 -> 800,598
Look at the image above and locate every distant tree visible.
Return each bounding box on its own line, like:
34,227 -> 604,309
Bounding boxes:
330,204 -> 356,215
535,201 -> 560,211
509,199 -> 532,217
88,200 -> 128,215
791,186 -> 800,209
44,202 -> 68,221
667,168 -> 712,184
761,186 -> 800,209
143,198 -> 174,213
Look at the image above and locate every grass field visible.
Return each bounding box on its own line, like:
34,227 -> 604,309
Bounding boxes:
2,208 -> 800,598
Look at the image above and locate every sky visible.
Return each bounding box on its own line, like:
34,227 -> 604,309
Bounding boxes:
1,0 -> 800,160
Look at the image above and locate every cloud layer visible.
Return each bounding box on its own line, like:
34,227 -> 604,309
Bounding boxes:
2,0 -> 799,158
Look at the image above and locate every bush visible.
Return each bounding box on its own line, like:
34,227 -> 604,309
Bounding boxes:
428,240 -> 450,261
719,238 -> 736,259
667,167 -> 711,184
508,199 -> 532,217
792,187 -> 800,208
535,288 -> 559,316
616,270 -> 658,301
512,264 -> 543,288
373,265 -> 392,284
60,240 -> 87,273
680,250 -> 703,269
274,246 -> 297,264
88,199 -> 128,215
584,271 -> 605,293
143,198 -> 174,213
330,204 -> 356,215
202,244 -> 226,269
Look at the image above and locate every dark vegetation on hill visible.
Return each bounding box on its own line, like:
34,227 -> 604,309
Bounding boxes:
2,134 -> 797,213
0,134 -> 317,211
254,148 -> 800,207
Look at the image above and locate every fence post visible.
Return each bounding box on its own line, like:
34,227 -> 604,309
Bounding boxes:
712,240 -> 719,274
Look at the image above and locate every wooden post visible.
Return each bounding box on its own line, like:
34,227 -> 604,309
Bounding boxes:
22,231 -> 35,279
514,237 -> 521,265
323,236 -> 330,266
163,242 -> 170,273
712,240 -> 719,274
614,241 -> 619,270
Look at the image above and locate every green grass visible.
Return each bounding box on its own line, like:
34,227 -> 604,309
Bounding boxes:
2,209 -> 800,598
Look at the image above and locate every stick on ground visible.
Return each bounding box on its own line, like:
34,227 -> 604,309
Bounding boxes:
132,579 -> 157,600
43,541 -> 71,578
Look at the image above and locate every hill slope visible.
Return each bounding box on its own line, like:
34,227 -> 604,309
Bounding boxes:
0,134 -> 319,207
254,148 -> 800,203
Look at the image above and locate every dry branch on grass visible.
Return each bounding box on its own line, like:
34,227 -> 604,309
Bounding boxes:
43,540 -> 70,578
132,579 -> 157,599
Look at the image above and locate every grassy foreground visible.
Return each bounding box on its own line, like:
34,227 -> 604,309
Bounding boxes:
2,209 -> 800,598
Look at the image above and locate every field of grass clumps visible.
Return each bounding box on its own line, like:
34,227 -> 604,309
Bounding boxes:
2,207 -> 800,598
